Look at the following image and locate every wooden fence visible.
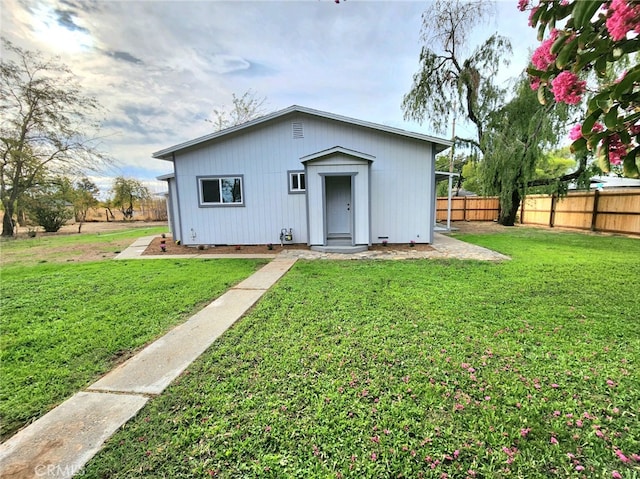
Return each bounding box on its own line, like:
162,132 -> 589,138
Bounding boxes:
521,190 -> 640,234
436,196 -> 500,222
436,189 -> 640,235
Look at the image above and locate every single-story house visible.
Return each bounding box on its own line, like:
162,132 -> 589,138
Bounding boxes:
155,105 -> 451,252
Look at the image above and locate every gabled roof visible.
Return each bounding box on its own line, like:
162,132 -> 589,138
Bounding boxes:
301,146 -> 375,163
152,105 -> 452,160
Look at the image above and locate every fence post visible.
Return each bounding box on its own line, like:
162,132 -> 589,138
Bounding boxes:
591,190 -> 600,232
463,197 -> 467,221
549,194 -> 556,228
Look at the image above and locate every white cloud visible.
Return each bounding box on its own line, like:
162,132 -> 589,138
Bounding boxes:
2,0 -> 540,184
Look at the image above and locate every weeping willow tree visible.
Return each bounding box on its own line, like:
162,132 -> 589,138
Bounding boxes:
402,0 -> 512,150
480,76 -> 573,225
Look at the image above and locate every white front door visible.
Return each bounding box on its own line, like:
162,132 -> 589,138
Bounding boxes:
325,175 -> 352,239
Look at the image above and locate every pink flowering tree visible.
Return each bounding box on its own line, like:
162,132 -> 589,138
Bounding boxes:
522,0 -> 640,178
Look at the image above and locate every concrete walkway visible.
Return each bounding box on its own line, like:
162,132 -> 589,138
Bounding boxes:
0,257 -> 297,479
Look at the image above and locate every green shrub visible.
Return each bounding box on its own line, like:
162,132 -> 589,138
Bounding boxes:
28,198 -> 73,232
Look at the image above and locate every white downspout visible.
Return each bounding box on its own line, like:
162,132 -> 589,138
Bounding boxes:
447,173 -> 453,231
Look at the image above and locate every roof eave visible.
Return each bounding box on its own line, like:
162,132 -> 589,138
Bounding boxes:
152,106 -> 300,159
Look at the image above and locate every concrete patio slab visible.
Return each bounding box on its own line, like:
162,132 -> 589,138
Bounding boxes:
0,392 -> 148,479
279,233 -> 510,261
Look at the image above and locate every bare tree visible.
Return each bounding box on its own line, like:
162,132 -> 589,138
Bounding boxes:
0,39 -> 108,236
208,90 -> 268,131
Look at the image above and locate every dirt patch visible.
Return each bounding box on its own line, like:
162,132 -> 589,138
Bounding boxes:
446,220 -> 512,234
143,236 -> 308,255
447,220 -> 639,238
143,236 -> 435,255
1,221 -> 169,267
11,220 -> 167,238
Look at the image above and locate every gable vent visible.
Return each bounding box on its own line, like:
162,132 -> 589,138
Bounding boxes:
292,122 -> 304,139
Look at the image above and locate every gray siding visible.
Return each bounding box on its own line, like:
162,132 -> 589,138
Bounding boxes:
172,113 -> 435,245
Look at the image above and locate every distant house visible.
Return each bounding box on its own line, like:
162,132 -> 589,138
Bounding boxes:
155,106 -> 451,251
587,175 -> 640,190
567,174 -> 640,192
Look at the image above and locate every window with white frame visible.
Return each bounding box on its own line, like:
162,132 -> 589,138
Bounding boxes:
288,171 -> 306,194
198,176 -> 244,206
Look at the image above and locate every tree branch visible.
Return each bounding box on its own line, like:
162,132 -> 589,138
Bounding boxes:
527,156 -> 588,187
455,136 -> 481,150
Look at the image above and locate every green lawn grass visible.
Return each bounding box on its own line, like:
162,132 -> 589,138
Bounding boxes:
0,258 -> 268,440
82,229 -> 640,478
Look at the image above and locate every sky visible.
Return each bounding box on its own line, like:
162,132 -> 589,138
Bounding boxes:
1,0 -> 540,196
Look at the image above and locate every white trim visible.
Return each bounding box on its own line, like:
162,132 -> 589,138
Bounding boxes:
301,146 -> 376,164
197,175 -> 244,207
288,170 -> 306,194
